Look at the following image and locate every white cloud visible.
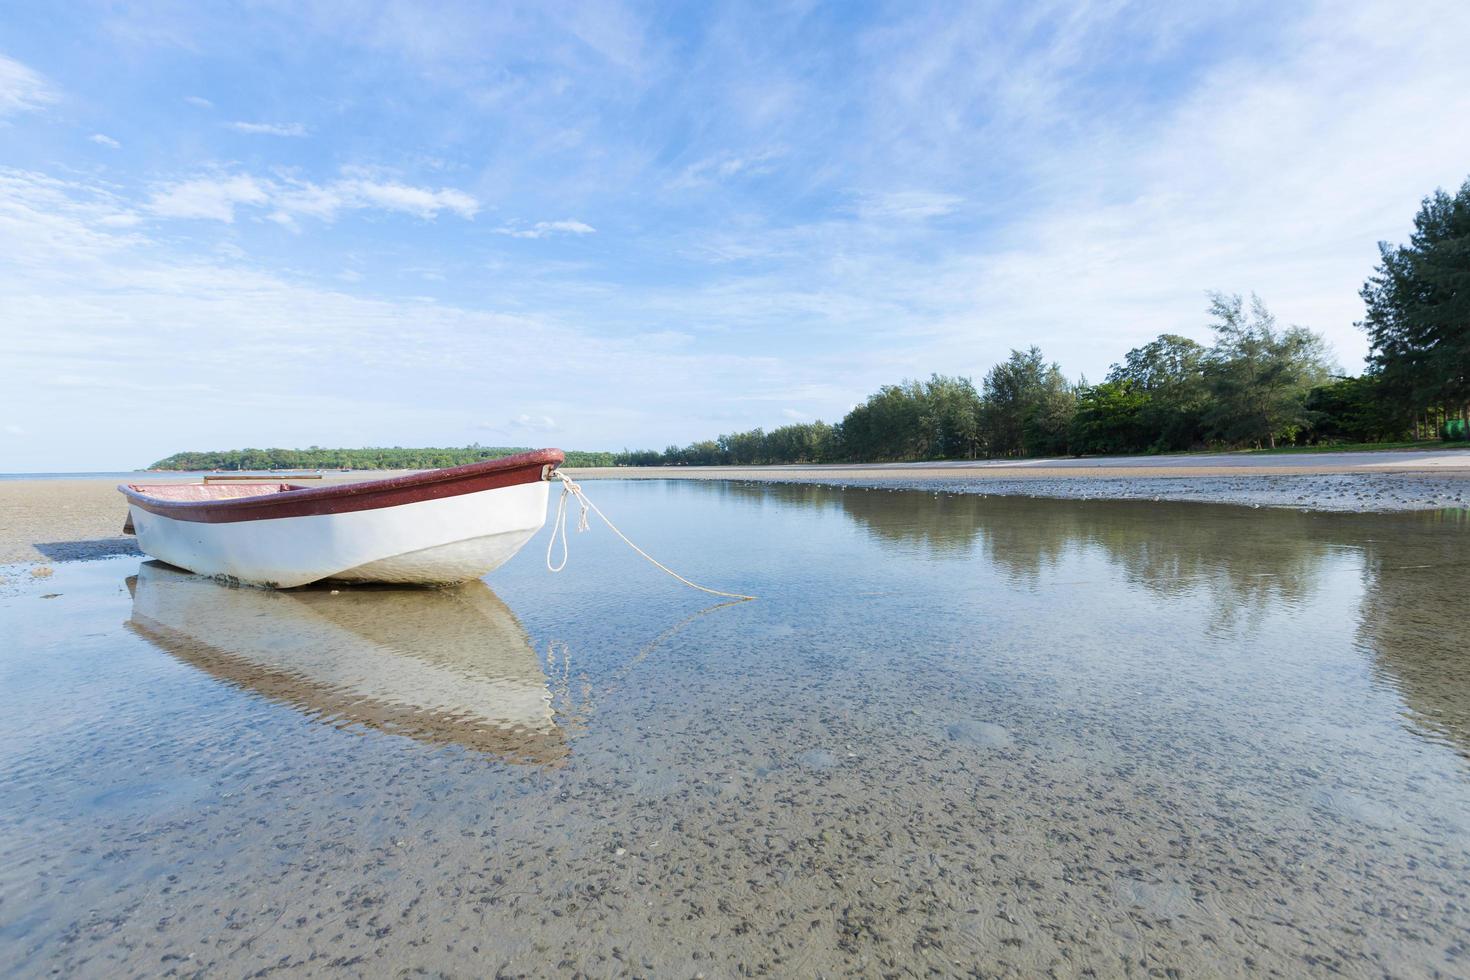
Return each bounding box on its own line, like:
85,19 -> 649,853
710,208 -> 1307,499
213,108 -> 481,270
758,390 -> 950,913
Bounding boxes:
780,408 -> 808,421
149,174 -> 270,222
630,0 -> 1470,389
183,95 -> 212,108
227,121 -> 308,137
496,219 -> 596,239
508,414 -> 558,432
89,133 -> 121,148
3,423 -> 25,436
669,149 -> 784,189
336,179 -> 477,219
147,172 -> 479,224
904,0 -> 1470,376
8,2 -> 1470,468
0,169 -> 147,262
0,54 -> 57,116
0,166 -> 802,469
854,190 -> 962,221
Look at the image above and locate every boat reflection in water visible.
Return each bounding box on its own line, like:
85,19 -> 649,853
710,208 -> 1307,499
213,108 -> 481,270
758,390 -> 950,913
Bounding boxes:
126,561 -> 567,766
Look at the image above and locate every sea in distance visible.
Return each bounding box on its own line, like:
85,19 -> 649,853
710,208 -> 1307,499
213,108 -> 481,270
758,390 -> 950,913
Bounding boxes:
2,480 -> 1468,976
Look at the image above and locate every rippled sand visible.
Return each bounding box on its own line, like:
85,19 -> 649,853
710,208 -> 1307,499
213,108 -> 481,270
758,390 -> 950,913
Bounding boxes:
3,485 -> 1469,976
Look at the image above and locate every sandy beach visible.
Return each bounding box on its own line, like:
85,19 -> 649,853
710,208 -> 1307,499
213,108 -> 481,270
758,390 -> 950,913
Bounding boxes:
570,449 -> 1470,513
3,449 -> 1468,566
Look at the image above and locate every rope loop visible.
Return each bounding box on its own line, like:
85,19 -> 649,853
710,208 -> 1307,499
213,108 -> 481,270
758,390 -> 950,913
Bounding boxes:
545,477 -> 589,572
544,471 -> 756,601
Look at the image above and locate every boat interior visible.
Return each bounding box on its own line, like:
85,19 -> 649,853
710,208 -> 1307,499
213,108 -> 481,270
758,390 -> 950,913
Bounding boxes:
125,482 -> 309,501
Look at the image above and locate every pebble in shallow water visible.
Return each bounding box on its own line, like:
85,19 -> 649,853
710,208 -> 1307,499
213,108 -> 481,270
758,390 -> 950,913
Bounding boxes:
945,720 -> 1013,749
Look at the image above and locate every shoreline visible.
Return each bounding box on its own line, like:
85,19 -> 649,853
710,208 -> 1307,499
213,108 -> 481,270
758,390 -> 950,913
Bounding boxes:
565,465 -> 1470,512
3,453 -> 1468,566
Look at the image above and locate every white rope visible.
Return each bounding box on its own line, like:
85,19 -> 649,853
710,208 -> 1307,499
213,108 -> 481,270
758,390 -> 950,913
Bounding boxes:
545,471 -> 756,601
544,473 -> 589,572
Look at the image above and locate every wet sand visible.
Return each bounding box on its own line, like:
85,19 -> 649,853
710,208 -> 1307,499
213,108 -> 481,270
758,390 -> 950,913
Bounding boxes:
577,468 -> 1470,512
568,448 -> 1470,505
4,488 -> 1470,977
3,451 -> 1468,565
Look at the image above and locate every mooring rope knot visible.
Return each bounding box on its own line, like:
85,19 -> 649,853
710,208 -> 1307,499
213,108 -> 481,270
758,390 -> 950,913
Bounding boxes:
545,471 -> 756,601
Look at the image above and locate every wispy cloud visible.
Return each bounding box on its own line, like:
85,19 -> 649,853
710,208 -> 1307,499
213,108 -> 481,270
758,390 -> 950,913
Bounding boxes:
227,120 -> 308,137
669,149 -> 784,189
0,166 -> 802,468
509,413 -> 558,432
148,174 -> 271,222
89,133 -> 121,148
326,178 -> 478,220
51,373 -> 216,394
0,54 -> 57,116
147,172 -> 479,224
6,1 -> 1470,469
0,168 -> 147,262
495,219 -> 595,239
854,190 -> 962,221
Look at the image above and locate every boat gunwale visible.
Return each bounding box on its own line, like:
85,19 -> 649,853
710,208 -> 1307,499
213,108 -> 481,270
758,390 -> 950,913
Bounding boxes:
119,449 -> 564,525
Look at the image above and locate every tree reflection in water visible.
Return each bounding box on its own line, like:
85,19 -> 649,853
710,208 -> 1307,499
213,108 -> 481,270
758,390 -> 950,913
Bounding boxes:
703,480 -> 1470,757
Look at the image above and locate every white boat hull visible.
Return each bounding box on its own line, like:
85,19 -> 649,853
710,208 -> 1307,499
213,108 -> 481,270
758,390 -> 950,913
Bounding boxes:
127,479 -> 551,588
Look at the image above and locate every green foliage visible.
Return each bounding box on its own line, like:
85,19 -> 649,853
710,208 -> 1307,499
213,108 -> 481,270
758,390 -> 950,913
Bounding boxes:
1069,380 -> 1150,455
842,376 -> 983,461
1361,175 -> 1470,428
1202,293 -> 1333,449
654,413 -> 862,465
982,348 -> 1076,457
150,445 -> 617,470
763,421 -> 838,463
839,382 -> 928,461
719,428 -> 767,465
1304,375 -> 1411,443
635,289 -> 1386,462
637,375 -> 980,466
1106,334 -> 1208,451
920,376 -> 985,460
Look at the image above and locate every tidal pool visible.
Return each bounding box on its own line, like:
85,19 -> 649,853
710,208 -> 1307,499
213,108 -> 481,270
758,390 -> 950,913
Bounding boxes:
2,482 -> 1469,977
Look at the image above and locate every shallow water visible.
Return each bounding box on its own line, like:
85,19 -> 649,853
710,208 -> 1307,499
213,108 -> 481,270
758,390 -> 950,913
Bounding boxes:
3,482 -> 1470,977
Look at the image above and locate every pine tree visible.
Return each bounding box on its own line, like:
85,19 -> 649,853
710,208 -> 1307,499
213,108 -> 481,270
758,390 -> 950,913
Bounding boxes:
1361,176 -> 1470,435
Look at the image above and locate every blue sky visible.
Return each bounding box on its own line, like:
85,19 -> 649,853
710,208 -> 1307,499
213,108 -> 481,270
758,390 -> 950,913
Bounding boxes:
3,1 -> 1470,469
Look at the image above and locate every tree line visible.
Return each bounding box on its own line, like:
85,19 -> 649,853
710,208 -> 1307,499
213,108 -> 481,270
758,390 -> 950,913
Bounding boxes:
149,445 -> 618,471
619,175 -> 1470,465
149,176 -> 1467,471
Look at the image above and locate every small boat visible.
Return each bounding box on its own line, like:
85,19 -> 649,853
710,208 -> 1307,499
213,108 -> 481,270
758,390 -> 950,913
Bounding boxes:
119,449 -> 563,587
126,562 -> 568,765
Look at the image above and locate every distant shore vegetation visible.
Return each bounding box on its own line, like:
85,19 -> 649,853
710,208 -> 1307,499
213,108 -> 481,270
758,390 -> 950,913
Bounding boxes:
622,175 -> 1470,465
149,447 -> 617,471
153,176 -> 1468,471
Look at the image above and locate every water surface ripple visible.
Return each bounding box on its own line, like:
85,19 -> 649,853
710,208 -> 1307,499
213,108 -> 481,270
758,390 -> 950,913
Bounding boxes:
2,482 -> 1468,977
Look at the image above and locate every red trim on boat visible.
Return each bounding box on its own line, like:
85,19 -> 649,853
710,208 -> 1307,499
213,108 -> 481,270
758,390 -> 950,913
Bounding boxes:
119,449 -> 564,524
